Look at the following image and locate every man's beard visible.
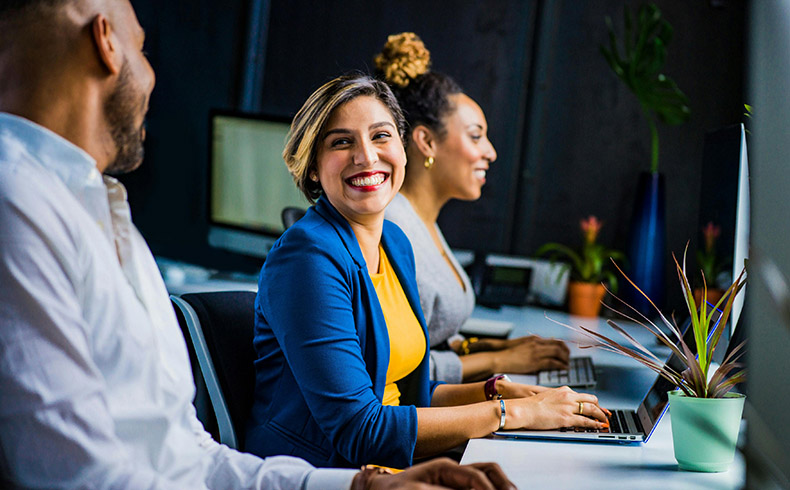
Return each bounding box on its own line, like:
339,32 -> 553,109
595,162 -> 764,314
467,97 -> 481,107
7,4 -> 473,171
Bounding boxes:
104,62 -> 148,176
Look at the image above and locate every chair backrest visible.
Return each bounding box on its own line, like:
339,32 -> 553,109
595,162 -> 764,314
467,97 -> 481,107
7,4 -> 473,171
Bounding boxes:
171,291 -> 257,450
281,206 -> 306,230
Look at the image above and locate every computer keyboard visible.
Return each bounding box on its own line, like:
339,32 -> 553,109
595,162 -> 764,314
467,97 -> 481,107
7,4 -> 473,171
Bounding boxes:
537,356 -> 596,388
558,409 -> 628,434
606,410 -> 627,433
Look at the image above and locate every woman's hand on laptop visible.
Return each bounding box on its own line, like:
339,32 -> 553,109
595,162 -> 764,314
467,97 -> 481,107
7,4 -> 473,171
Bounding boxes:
503,386 -> 610,430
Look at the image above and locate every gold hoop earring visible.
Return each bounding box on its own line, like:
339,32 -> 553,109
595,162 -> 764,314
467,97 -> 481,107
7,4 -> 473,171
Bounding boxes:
424,156 -> 434,169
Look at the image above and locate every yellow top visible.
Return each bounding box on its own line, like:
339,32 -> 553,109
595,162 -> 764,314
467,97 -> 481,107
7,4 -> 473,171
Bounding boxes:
369,245 -> 426,406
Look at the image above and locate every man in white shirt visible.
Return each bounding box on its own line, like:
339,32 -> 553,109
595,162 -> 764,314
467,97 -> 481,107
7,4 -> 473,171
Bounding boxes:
0,1 -> 514,489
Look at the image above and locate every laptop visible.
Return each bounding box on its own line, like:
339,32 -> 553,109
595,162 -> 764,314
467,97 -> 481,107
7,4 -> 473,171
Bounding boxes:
495,308 -> 724,443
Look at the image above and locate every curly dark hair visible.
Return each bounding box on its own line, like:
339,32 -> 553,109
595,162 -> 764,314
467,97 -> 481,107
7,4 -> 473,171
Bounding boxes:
387,71 -> 462,142
374,32 -> 462,143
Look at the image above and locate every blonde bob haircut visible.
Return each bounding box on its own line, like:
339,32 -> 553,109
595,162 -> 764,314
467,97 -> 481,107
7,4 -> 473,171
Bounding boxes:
283,74 -> 406,203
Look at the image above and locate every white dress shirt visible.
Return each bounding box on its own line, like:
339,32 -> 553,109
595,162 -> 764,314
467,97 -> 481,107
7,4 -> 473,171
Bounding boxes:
0,113 -> 355,489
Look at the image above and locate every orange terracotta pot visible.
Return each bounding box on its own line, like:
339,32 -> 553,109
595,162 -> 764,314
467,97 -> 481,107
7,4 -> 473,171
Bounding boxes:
693,287 -> 725,307
568,281 -> 606,318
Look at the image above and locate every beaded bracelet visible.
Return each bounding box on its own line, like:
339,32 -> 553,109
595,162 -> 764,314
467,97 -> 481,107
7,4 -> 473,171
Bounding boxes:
460,337 -> 479,355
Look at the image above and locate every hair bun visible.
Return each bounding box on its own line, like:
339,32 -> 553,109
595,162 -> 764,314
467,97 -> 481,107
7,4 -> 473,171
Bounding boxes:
374,32 -> 431,88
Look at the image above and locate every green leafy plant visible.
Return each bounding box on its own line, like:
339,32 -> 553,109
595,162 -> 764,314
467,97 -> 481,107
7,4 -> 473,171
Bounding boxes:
600,2 -> 691,173
553,246 -> 747,398
536,216 -> 626,292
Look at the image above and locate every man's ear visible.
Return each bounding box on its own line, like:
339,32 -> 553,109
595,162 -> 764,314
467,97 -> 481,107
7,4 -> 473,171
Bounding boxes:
411,125 -> 437,159
91,14 -> 121,75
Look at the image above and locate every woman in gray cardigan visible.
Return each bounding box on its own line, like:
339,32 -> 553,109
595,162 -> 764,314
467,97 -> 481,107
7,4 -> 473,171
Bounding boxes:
379,33 -> 570,384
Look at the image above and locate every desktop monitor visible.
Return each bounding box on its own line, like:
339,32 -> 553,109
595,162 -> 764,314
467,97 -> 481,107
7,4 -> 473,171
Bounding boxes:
207,110 -> 308,259
697,123 -> 750,335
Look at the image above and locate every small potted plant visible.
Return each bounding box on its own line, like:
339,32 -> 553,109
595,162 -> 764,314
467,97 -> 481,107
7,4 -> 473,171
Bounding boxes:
536,216 -> 625,317
695,221 -> 729,305
558,247 -> 747,472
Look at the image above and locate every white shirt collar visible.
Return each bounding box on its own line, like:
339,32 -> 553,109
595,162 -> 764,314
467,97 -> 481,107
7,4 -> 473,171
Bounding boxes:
0,112 -> 103,192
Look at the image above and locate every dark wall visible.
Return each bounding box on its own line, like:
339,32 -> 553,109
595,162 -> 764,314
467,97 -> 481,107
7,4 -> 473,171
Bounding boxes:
259,0 -> 540,254
124,0 -> 264,272
507,0 -> 746,312
125,0 -> 747,309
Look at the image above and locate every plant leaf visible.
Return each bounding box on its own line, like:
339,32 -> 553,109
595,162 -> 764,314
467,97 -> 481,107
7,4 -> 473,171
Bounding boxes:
535,242 -> 584,277
707,361 -> 744,397
610,259 -> 679,335
544,314 -> 686,389
605,320 -> 664,364
707,268 -> 747,365
600,1 -> 690,152
709,370 -> 747,398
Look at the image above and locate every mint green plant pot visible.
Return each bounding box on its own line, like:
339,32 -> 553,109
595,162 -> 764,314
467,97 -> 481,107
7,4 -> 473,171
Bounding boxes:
668,390 -> 745,472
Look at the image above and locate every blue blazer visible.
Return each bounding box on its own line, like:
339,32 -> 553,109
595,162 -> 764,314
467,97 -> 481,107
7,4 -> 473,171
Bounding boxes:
245,197 -> 441,468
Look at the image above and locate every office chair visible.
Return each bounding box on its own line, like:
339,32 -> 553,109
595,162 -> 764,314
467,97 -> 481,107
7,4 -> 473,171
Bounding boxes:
281,206 -> 306,229
171,291 -> 257,450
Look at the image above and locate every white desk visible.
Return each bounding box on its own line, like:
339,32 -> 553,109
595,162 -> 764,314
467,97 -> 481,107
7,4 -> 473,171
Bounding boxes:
462,305 -> 745,489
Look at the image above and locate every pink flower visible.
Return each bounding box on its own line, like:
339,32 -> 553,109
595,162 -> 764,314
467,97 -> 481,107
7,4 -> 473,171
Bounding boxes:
580,215 -> 602,245
702,221 -> 721,252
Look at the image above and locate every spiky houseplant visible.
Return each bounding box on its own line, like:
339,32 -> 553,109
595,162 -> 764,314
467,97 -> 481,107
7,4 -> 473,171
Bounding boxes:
557,247 -> 746,398
600,2 -> 691,173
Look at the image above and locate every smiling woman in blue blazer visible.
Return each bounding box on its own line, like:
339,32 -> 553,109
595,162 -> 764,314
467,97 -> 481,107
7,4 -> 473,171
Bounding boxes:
244,74 -> 609,470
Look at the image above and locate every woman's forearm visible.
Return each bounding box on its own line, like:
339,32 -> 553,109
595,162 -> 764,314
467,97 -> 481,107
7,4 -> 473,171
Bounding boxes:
431,375 -> 526,407
414,402 -> 501,458
459,351 -> 499,381
430,381 -> 488,406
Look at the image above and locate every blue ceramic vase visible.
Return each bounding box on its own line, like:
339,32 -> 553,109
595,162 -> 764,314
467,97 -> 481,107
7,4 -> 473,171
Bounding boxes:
625,172 -> 666,315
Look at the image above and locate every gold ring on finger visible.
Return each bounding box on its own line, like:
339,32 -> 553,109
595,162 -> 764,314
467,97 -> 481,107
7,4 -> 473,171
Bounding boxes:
578,401 -> 584,415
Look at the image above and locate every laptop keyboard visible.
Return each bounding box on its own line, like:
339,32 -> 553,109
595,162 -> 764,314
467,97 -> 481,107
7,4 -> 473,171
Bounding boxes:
605,410 -> 628,433
557,409 -> 631,434
538,356 -> 595,387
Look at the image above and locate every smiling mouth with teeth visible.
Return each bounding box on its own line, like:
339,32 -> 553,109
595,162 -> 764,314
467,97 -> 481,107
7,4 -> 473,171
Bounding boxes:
473,169 -> 487,180
347,173 -> 388,188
